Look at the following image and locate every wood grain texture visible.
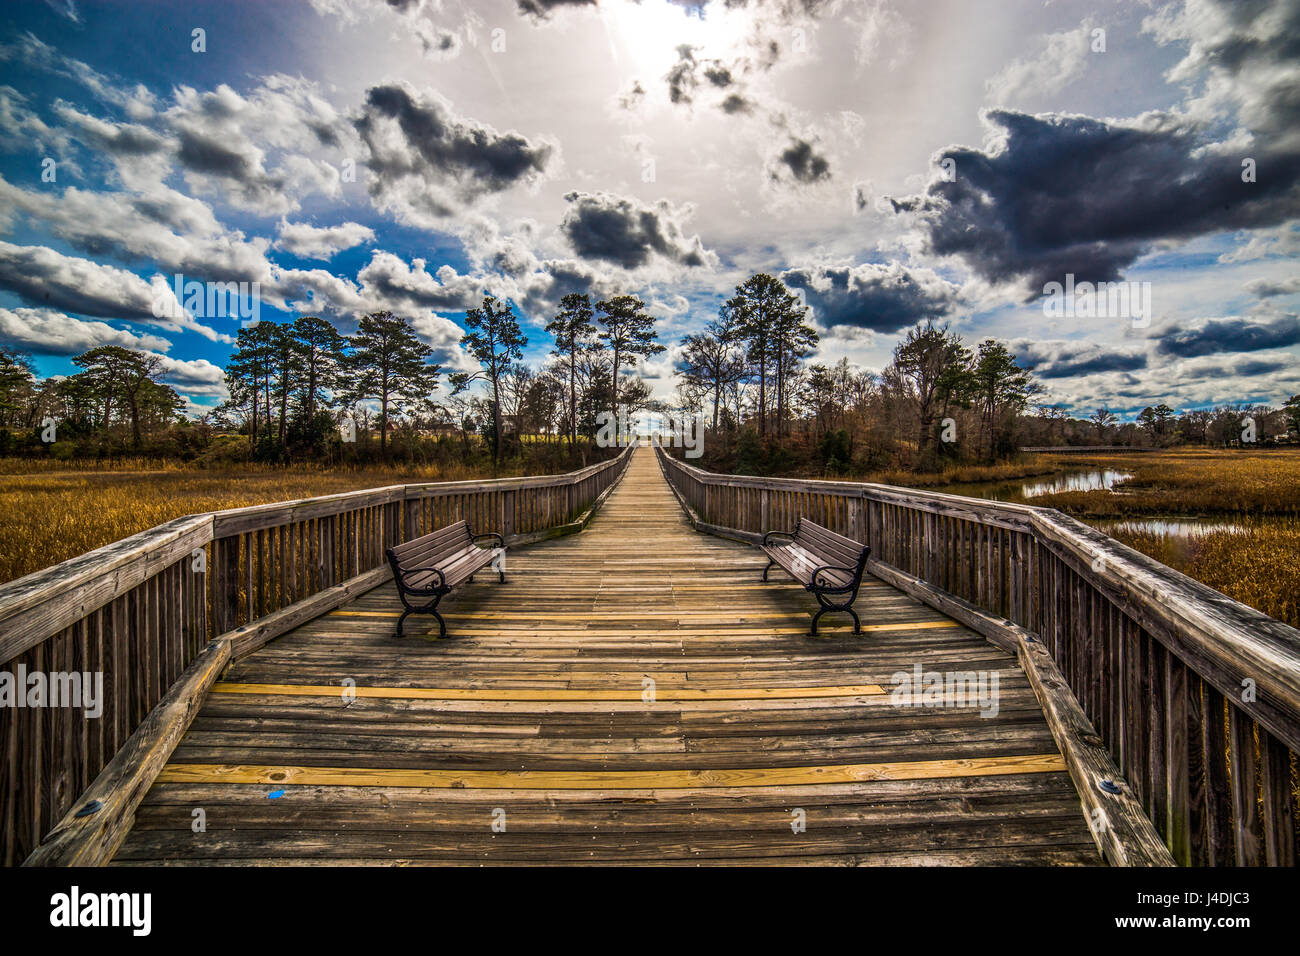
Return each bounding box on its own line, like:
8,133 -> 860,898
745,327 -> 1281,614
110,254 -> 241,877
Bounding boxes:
111,447 -> 1098,866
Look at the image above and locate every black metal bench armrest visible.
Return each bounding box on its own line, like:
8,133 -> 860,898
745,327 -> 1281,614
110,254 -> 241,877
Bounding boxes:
763,529 -> 796,546
471,531 -> 504,548
810,564 -> 860,591
395,565 -> 447,591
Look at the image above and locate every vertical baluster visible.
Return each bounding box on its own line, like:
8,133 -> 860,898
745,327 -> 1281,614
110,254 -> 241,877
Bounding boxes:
1201,685 -> 1233,866
1260,730 -> 1297,866
1229,709 -> 1263,865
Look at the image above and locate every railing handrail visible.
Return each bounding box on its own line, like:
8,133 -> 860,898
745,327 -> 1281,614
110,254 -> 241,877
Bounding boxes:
657,449 -> 1300,749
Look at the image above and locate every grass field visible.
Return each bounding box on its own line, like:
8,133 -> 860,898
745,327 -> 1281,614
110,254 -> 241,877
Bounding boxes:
1028,448 -> 1300,517
0,458 -> 561,584
1002,448 -> 1300,628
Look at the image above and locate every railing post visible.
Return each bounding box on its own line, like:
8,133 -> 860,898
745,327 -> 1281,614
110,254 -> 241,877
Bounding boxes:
403,498 -> 418,542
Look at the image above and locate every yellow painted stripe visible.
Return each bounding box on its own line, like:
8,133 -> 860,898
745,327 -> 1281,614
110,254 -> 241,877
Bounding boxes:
330,610 -> 961,632
210,681 -> 887,701
333,610 -> 828,620
155,753 -> 1068,790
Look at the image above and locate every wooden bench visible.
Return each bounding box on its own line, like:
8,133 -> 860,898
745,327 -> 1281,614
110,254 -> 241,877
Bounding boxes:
761,517 -> 871,635
385,520 -> 505,638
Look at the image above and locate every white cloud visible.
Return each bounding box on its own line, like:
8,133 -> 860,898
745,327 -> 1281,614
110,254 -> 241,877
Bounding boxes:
274,219 -> 376,259
985,19 -> 1096,106
0,307 -> 171,355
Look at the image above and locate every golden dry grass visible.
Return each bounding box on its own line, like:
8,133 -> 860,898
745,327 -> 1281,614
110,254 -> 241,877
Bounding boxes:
0,459 -> 547,584
1032,448 -> 1300,516
864,456 -> 1060,488
1103,520 -> 1300,629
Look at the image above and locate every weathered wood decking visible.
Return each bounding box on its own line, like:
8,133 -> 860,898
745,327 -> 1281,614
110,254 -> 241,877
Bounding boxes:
111,448 -> 1099,865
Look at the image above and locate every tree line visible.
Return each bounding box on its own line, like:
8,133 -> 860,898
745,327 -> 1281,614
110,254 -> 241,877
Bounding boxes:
673,273 -> 1300,475
1,268 -> 1296,470
0,290 -> 667,467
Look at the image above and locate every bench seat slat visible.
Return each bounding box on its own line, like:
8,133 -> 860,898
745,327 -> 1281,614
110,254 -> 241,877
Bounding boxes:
389,521 -> 471,562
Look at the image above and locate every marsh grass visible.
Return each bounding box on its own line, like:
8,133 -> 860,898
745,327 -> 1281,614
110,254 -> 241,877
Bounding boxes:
1031,449 -> 1300,516
1102,520 -> 1300,628
0,458 -> 560,584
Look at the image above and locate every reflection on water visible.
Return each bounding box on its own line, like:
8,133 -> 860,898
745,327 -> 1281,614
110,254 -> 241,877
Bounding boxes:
1020,470 -> 1132,498
1099,518 -> 1244,538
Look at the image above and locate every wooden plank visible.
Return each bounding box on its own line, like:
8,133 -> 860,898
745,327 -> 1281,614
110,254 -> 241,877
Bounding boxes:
154,753 -> 1069,790
210,682 -> 889,701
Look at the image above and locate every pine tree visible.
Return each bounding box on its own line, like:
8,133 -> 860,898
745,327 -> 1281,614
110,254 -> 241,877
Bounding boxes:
726,273 -> 807,438
545,293 -> 596,447
346,311 -> 441,458
595,294 -> 664,418
461,295 -> 528,463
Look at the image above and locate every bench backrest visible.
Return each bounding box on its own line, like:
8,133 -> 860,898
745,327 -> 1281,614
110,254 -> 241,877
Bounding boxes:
794,518 -> 870,572
387,519 -> 474,571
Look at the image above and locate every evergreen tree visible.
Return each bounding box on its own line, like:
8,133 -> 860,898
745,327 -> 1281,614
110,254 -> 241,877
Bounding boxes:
545,293 -> 596,447
346,311 -> 441,458
461,295 -> 528,463
594,294 -> 663,418
726,273 -> 806,438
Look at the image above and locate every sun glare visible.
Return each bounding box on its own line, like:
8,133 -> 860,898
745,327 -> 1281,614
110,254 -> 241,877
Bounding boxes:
601,0 -> 744,77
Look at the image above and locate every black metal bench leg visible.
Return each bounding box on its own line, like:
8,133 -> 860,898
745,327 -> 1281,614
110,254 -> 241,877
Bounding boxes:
809,606 -> 827,636
808,594 -> 861,636
762,558 -> 775,582
431,607 -> 447,639
395,608 -> 413,639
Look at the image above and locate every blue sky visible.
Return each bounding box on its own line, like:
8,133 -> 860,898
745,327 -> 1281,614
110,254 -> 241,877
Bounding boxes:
1,0 -> 1298,418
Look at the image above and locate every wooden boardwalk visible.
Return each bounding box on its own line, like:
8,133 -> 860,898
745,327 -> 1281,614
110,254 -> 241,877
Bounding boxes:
112,448 -> 1100,865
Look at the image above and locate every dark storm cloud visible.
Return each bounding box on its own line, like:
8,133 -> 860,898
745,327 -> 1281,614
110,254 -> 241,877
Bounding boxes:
1233,356 -> 1293,376
516,0 -> 596,19
664,44 -> 760,113
891,109 -> 1300,295
176,128 -> 260,180
721,93 -> 753,114
703,64 -> 734,87
1013,340 -> 1148,379
1153,314 -> 1300,357
54,108 -> 168,157
1246,276 -> 1300,297
780,263 -> 958,333
0,241 -> 164,320
773,137 -> 830,184
355,83 -> 553,213
666,46 -> 699,105
892,1 -> 1300,296
560,191 -> 715,270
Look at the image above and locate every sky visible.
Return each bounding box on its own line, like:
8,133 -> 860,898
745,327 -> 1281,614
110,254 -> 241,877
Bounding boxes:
0,0 -> 1297,421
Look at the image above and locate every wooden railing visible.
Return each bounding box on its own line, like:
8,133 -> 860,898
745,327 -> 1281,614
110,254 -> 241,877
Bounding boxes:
657,448 -> 1300,867
0,446 -> 632,865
